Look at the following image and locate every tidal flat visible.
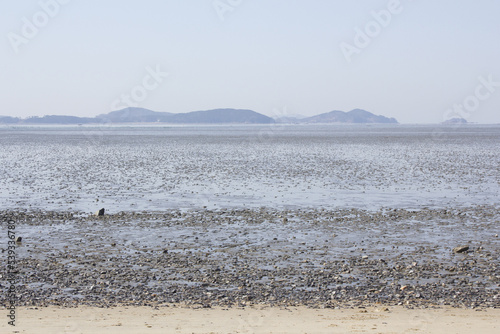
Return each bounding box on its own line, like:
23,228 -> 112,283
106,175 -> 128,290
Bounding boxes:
1,124 -> 499,211
0,124 -> 499,309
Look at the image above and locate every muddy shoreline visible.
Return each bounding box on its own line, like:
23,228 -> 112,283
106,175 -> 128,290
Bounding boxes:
1,206 -> 498,309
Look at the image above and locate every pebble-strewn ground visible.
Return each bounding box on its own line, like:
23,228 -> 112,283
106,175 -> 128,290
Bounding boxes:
1,207 -> 498,309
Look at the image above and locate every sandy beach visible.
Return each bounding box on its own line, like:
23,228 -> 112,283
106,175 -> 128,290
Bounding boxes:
1,305 -> 499,334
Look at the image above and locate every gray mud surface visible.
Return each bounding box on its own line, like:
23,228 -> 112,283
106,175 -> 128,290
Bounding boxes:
1,124 -> 500,212
1,125 -> 499,309
1,207 -> 498,309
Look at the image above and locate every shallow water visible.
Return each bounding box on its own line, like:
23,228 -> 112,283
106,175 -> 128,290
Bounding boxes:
1,124 -> 499,212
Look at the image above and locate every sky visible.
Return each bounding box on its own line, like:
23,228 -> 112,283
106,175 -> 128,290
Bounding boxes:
1,0 -> 500,124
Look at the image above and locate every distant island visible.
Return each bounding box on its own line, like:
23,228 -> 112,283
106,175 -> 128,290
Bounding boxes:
442,118 -> 467,124
280,109 -> 398,124
0,108 -> 398,125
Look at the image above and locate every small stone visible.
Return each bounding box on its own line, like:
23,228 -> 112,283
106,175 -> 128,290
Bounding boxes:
95,208 -> 105,216
453,245 -> 469,253
15,236 -> 22,243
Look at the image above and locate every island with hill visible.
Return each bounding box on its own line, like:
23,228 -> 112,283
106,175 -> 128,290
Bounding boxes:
0,108 -> 398,125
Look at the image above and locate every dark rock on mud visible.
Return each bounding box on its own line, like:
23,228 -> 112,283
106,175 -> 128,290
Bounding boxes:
453,246 -> 469,253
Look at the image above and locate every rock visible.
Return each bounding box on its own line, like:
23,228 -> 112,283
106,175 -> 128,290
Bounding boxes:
453,245 -> 469,253
15,236 -> 22,242
95,208 -> 105,216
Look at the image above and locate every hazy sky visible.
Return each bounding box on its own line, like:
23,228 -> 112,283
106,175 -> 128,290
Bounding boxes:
1,0 -> 500,123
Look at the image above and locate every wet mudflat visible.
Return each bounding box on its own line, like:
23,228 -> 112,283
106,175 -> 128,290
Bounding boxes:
0,124 -> 499,309
1,124 -> 499,212
1,206 -> 498,309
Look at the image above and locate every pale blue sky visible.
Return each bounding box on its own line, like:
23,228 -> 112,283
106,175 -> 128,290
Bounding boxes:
1,0 -> 499,123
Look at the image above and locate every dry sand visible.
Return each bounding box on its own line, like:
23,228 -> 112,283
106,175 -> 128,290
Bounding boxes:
1,305 -> 499,334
